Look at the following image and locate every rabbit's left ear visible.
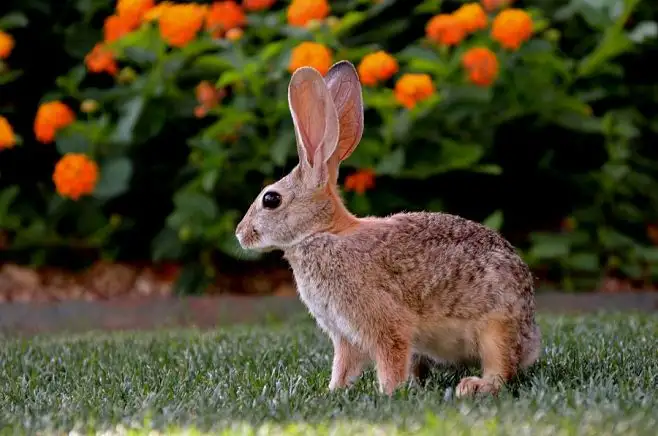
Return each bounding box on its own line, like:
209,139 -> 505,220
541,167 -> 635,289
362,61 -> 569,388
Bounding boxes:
324,61 -> 364,165
288,66 -> 340,187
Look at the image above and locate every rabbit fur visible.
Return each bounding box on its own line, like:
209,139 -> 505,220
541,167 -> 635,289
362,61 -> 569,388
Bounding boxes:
235,61 -> 541,397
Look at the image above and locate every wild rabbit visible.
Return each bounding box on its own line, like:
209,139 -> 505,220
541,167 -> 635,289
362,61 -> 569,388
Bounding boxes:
235,61 -> 541,397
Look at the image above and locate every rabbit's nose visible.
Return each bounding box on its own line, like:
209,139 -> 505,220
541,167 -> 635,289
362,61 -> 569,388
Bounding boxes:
235,232 -> 244,247
235,222 -> 245,245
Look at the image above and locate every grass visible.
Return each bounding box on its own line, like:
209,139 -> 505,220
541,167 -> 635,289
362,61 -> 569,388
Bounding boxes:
0,313 -> 656,435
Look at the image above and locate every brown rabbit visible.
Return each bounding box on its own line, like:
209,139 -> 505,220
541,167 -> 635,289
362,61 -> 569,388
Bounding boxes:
235,61 -> 541,397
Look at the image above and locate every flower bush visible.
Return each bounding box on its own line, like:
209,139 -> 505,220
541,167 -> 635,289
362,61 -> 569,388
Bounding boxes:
1,0 -> 658,292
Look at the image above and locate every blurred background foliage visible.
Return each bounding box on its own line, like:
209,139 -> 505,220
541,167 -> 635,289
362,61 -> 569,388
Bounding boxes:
1,0 -> 657,294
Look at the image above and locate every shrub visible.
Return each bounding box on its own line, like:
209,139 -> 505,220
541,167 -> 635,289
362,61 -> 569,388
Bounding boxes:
0,0 -> 657,293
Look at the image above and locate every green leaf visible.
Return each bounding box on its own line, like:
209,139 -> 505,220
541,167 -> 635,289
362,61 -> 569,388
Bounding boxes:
332,11 -> 367,36
397,46 -> 441,63
0,12 -> 28,29
577,0 -> 642,77
134,101 -> 167,141
270,130 -> 295,166
0,69 -> 22,85
111,96 -> 145,145
401,141 -> 485,178
528,232 -> 572,260
567,252 -> 600,272
201,169 -> 220,193
55,129 -> 92,154
171,192 -> 218,224
259,41 -> 286,63
620,262 -> 643,279
191,55 -> 235,73
598,227 -> 637,249
392,111 -> 411,141
638,247 -> 658,263
0,186 -> 19,228
12,220 -> 49,249
151,228 -> 185,261
413,0 -> 442,14
483,210 -> 504,231
55,66 -> 86,96
376,148 -> 405,176
93,158 -> 133,200
217,70 -> 244,88
628,21 -> 658,43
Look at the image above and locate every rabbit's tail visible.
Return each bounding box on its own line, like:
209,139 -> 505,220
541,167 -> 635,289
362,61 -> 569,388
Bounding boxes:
520,321 -> 541,369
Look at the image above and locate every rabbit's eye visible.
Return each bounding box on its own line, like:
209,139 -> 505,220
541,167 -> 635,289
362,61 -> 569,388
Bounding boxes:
262,191 -> 282,209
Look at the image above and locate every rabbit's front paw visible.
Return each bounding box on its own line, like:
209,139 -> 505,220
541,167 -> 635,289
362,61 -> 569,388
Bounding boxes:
329,335 -> 368,391
455,376 -> 500,398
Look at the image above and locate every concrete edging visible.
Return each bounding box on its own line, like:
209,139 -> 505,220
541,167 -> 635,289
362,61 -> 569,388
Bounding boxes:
0,292 -> 656,336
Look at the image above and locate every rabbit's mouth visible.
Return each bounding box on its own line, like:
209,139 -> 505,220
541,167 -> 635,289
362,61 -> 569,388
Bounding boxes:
236,226 -> 259,249
236,227 -> 277,252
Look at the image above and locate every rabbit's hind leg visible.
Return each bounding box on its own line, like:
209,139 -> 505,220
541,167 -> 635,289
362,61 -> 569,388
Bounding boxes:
455,315 -> 520,398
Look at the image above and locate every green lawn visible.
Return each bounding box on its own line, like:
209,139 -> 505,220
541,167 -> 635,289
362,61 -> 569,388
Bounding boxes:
1,313 -> 656,435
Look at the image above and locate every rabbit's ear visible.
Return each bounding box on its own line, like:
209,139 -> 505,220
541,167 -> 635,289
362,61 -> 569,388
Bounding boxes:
288,66 -> 340,186
324,61 -> 364,165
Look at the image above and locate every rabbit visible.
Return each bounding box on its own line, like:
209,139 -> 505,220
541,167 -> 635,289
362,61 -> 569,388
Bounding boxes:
235,60 -> 541,398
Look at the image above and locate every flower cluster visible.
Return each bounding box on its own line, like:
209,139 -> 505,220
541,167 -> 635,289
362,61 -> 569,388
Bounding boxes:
0,30 -> 17,150
88,0 -> 271,76
0,30 -> 14,59
52,153 -> 99,200
22,0 -> 539,200
287,0 -> 330,27
423,2 -> 533,87
344,169 -> 375,195
0,116 -> 16,150
426,2 -> 532,50
33,100 -> 99,200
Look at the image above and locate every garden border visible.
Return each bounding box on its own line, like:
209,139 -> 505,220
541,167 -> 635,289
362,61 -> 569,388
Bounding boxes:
0,291 -> 657,336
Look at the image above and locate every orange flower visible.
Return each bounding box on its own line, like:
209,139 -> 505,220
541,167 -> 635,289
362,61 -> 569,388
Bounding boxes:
243,0 -> 276,11
0,116 -> 16,150
287,0 -> 330,27
52,153 -> 99,200
394,74 -> 435,109
144,1 -> 174,21
34,101 -> 76,144
426,14 -> 466,46
454,3 -> 487,33
481,0 -> 513,12
288,42 -> 332,76
226,28 -> 244,41
116,0 -> 155,27
461,47 -> 499,86
159,3 -> 207,47
357,51 -> 399,86
206,1 -> 246,38
85,43 -> 119,76
194,81 -> 226,118
104,14 -> 136,42
491,8 -> 533,50
344,169 -> 375,195
0,30 -> 14,59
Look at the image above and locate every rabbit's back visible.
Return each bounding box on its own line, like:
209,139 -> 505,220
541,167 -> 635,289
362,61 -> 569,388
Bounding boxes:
287,210 -> 535,321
